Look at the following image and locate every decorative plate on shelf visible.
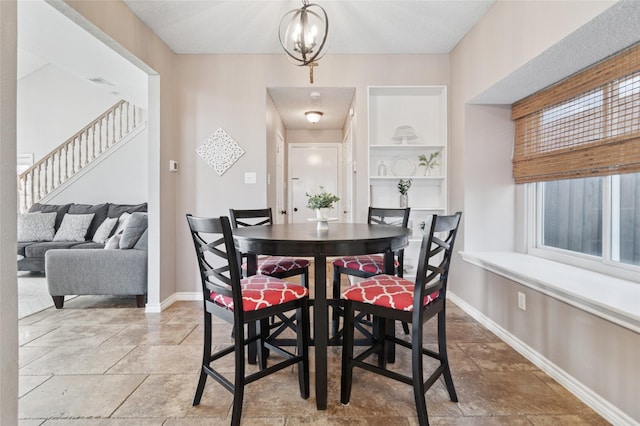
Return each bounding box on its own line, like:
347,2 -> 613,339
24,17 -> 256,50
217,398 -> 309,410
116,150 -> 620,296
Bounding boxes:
391,156 -> 415,176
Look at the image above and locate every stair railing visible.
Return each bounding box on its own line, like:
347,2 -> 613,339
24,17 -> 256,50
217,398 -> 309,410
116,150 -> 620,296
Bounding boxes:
17,100 -> 144,212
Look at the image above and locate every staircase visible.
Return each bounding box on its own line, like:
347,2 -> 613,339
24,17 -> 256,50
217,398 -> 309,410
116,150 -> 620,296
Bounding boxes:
17,100 -> 145,212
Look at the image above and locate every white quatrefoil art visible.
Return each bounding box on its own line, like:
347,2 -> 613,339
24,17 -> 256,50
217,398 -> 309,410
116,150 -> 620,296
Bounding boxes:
196,128 -> 245,176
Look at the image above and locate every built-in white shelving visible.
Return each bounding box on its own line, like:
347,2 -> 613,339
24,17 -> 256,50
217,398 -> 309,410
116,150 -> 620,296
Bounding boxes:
367,85 -> 448,277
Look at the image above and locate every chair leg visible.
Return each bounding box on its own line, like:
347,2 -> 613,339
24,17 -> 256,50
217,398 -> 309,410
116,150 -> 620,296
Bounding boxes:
231,322 -> 246,426
374,316 -> 387,368
257,318 -> 269,370
247,321 -> 257,365
411,320 -> 429,426
438,310 -> 458,402
331,267 -> 342,338
302,267 -> 309,288
297,302 -> 310,399
193,312 -> 212,406
340,300 -> 355,405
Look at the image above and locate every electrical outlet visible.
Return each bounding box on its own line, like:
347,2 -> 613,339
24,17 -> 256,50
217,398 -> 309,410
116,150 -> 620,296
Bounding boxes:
518,292 -> 526,311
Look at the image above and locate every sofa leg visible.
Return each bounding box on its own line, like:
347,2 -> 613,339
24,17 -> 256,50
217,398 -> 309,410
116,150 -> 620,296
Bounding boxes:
136,295 -> 145,308
52,296 -> 64,309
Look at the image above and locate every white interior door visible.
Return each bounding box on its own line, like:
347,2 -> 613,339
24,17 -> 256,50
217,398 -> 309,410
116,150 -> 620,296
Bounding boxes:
288,143 -> 342,223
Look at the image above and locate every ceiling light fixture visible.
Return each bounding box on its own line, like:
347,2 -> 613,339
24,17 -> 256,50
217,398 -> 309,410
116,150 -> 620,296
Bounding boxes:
305,111 -> 323,124
279,0 -> 329,84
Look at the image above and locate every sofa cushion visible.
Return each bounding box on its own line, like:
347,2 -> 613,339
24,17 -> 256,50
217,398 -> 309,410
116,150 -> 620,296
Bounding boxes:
17,212 -> 56,242
92,217 -> 118,243
70,242 -> 105,249
113,212 -> 131,235
53,213 -> 95,242
105,234 -> 121,250
25,241 -> 79,258
134,229 -> 148,250
68,203 -> 108,240
119,213 -> 148,249
107,202 -> 147,218
17,242 -> 31,257
29,203 -> 71,230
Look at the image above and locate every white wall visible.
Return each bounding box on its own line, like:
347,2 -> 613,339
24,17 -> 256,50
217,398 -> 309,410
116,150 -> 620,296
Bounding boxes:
45,127 -> 148,205
17,63 -> 121,160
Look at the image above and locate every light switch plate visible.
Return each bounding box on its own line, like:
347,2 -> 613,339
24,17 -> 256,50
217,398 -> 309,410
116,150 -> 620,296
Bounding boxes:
244,172 -> 256,184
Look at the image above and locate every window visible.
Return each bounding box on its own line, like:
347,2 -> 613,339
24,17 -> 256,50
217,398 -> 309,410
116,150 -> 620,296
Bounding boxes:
533,172 -> 640,278
513,42 -> 640,281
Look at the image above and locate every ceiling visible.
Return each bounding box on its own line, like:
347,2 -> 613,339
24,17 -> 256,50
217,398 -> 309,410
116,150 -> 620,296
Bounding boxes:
121,1 -> 496,55
119,0 -> 495,130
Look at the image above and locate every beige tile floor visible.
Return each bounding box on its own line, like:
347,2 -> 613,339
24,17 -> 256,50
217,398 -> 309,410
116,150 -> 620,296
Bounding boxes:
18,274 -> 610,425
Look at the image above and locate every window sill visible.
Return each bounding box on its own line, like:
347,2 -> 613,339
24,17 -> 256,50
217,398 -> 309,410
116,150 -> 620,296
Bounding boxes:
459,251 -> 640,333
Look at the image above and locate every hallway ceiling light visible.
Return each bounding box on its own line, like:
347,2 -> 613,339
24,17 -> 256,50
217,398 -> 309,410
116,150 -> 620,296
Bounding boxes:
305,111 -> 323,123
279,0 -> 329,84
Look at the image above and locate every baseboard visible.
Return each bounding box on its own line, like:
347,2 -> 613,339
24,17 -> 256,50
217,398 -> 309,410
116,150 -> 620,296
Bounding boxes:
448,292 -> 637,426
145,291 -> 201,313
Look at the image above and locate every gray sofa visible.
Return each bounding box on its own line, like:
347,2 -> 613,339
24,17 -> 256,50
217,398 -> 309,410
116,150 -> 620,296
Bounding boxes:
17,202 -> 148,308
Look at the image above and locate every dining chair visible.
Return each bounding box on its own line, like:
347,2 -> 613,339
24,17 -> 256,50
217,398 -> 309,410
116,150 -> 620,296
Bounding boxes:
229,208 -> 310,287
331,207 -> 410,339
186,214 -> 310,425
229,208 -> 310,345
340,212 -> 462,426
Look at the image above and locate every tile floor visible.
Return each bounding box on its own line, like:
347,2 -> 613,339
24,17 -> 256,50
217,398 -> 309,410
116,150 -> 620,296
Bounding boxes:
18,274 -> 610,425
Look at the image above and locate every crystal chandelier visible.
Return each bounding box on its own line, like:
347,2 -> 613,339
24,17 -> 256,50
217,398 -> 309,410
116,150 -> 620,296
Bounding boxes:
278,0 -> 329,84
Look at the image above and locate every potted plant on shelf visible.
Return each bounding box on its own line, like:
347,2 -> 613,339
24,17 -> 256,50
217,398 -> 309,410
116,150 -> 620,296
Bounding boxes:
418,151 -> 440,176
397,179 -> 412,208
306,186 -> 340,230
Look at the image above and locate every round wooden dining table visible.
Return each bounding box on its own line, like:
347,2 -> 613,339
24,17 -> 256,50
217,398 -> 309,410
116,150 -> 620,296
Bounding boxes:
233,221 -> 410,410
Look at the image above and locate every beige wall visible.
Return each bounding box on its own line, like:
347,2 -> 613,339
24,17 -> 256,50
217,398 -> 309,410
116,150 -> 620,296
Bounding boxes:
174,54 -> 449,294
449,0 -> 639,422
0,1 -> 18,422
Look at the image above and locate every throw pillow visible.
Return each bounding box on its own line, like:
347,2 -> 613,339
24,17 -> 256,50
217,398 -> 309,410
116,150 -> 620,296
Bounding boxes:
104,234 -> 121,249
29,203 -> 71,230
17,212 -> 56,242
113,212 -> 131,235
68,203 -> 108,240
92,217 -> 118,243
53,213 -> 95,242
119,212 -> 148,249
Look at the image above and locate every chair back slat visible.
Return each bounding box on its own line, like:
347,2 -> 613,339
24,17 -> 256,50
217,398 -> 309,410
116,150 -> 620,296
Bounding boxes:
368,207 -> 410,227
186,214 -> 244,314
413,212 -> 462,313
229,208 -> 273,228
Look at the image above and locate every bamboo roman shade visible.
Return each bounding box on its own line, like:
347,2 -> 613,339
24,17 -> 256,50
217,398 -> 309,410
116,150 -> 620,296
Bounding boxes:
512,42 -> 640,183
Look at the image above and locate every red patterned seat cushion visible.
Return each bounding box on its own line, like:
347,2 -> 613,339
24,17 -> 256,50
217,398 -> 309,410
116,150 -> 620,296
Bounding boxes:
243,256 -> 310,275
211,275 -> 308,312
332,255 -> 399,275
341,274 -> 438,311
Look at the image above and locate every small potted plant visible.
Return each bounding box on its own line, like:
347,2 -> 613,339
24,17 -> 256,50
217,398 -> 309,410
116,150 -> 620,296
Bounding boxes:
397,179 -> 412,208
306,187 -> 340,228
418,151 -> 440,176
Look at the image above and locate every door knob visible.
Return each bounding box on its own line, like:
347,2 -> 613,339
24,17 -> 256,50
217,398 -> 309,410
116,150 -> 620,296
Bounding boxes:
293,207 -> 298,212
280,210 -> 287,215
